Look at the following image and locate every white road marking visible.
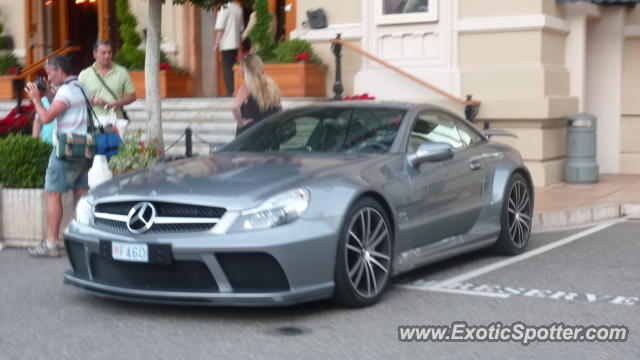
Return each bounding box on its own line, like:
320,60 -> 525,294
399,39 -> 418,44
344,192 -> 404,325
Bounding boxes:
431,220 -> 623,289
396,280 -> 640,306
403,285 -> 510,298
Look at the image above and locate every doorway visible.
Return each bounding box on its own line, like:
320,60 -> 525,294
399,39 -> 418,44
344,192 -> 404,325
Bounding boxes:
26,0 -> 114,73
66,0 -> 99,73
215,0 -> 296,96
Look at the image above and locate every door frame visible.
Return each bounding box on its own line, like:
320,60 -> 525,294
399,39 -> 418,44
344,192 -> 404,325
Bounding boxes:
24,0 -> 110,67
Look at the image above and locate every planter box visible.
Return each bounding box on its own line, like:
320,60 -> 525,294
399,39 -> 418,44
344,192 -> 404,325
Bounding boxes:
129,70 -> 192,99
0,188 -> 73,248
0,75 -> 16,100
233,63 -> 326,97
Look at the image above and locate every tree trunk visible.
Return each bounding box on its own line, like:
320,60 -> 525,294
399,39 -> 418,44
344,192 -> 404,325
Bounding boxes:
145,0 -> 163,148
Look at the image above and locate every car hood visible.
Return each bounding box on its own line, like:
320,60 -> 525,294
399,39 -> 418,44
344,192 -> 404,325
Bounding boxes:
92,152 -> 377,210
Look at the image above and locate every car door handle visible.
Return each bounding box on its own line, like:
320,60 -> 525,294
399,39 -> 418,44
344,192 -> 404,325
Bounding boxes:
470,159 -> 482,171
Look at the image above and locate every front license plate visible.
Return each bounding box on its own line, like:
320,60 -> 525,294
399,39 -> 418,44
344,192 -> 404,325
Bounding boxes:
112,242 -> 148,263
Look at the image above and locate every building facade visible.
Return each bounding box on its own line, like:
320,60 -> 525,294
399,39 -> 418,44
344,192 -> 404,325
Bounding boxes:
0,0 -> 638,186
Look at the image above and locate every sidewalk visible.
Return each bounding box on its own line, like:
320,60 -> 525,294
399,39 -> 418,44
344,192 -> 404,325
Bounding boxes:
533,174 -> 640,231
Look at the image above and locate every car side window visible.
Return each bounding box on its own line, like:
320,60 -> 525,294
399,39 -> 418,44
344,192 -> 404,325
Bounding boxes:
408,111 -> 465,152
279,116 -> 321,150
442,113 -> 485,147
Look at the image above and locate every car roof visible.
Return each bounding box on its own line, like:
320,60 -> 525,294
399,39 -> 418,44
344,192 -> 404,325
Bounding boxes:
288,100 -> 455,115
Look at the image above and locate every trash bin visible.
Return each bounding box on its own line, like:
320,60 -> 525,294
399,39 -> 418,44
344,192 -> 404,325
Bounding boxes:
564,113 -> 599,183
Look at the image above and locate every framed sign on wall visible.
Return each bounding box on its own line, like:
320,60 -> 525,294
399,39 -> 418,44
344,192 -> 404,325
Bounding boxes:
375,0 -> 438,25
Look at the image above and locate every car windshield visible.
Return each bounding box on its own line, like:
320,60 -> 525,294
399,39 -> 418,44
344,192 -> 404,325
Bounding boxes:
223,108 -> 406,154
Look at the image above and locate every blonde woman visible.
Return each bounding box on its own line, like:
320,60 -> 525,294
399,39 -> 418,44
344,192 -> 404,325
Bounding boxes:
232,54 -> 282,135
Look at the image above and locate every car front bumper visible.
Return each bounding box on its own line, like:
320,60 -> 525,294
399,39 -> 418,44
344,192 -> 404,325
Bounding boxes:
63,216 -> 342,306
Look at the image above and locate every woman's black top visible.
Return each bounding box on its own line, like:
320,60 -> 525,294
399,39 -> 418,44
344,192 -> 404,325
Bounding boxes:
237,94 -> 281,135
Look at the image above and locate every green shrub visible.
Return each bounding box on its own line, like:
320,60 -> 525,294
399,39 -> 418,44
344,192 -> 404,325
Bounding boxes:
248,0 -> 276,61
272,39 -> 322,65
0,135 -> 52,188
109,129 -> 163,175
0,53 -> 20,74
114,0 -> 146,70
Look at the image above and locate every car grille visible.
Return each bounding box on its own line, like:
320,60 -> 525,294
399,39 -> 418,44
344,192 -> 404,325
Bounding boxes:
90,254 -> 218,292
93,201 -> 226,234
216,253 -> 290,292
95,202 -> 226,218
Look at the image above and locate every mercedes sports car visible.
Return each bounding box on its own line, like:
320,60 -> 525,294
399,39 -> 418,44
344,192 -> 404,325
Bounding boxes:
64,102 -> 534,307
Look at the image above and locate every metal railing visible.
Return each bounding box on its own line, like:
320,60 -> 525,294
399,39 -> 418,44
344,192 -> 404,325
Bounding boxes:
11,46 -> 81,110
330,34 -> 481,122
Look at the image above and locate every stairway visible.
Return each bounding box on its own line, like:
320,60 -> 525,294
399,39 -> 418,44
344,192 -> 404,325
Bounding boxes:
1,97 -> 326,156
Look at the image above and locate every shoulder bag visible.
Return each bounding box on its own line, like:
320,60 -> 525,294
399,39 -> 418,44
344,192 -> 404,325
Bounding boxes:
92,67 -> 130,122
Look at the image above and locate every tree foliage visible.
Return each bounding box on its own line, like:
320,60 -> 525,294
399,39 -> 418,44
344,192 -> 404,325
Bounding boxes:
114,0 -> 146,70
248,0 -> 275,61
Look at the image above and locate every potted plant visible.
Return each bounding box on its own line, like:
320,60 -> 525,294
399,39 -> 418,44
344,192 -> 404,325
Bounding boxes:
108,129 -> 163,175
0,13 -> 21,100
0,135 -> 73,247
114,0 -> 191,98
233,0 -> 326,97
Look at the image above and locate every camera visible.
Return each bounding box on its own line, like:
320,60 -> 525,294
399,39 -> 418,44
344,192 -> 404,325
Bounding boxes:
35,76 -> 47,92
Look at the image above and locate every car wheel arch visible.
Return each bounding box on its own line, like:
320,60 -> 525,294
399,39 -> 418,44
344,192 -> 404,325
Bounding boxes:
349,191 -> 396,240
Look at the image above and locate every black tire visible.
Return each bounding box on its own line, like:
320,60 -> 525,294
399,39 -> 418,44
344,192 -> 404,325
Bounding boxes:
493,173 -> 533,255
334,197 -> 393,307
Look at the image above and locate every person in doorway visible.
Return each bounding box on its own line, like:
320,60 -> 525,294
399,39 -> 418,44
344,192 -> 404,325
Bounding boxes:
78,40 -> 136,119
25,55 -> 92,257
232,53 -> 282,135
215,1 -> 245,97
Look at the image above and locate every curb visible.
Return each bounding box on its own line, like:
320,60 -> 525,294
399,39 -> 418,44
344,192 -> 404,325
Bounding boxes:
533,203 -> 640,231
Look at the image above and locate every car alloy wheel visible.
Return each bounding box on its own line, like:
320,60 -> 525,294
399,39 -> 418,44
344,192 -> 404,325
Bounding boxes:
494,173 -> 532,255
345,207 -> 392,298
507,177 -> 532,247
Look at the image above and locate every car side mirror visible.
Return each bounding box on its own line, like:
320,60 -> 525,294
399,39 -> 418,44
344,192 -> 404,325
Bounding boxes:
407,142 -> 454,168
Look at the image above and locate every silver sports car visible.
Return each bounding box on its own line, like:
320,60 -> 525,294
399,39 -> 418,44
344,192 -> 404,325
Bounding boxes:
64,102 -> 533,307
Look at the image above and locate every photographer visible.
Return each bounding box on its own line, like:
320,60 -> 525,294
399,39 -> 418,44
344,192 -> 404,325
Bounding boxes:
25,55 -> 91,257
31,77 -> 57,145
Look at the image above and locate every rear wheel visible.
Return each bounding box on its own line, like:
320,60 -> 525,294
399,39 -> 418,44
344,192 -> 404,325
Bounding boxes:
493,173 -> 533,255
334,197 -> 393,307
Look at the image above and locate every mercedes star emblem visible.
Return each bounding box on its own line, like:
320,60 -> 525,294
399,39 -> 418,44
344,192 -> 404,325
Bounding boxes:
127,202 -> 156,234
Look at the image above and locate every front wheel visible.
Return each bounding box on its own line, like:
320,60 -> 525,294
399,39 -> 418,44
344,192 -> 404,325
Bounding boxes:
493,173 -> 533,255
334,197 -> 393,307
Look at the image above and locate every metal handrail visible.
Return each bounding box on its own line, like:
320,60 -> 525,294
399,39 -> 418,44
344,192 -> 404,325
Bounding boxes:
330,35 -> 481,122
15,46 -> 81,80
330,37 -> 479,106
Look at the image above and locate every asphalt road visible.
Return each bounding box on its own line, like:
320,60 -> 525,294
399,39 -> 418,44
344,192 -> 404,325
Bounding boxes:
1,220 -> 638,359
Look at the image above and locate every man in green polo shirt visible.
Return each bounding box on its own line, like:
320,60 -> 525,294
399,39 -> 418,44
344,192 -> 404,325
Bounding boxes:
79,40 -> 136,119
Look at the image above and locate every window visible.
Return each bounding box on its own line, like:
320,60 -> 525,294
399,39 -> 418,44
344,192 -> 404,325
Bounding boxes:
438,113 -> 484,146
408,111 -> 464,152
376,0 -> 438,25
225,108 -> 406,154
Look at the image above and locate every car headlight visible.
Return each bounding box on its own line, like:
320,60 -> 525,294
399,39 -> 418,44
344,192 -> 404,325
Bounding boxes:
75,193 -> 95,226
228,188 -> 310,232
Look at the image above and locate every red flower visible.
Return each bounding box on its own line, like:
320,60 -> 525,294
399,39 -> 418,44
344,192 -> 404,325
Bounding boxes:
343,93 -> 375,101
0,103 -> 35,135
137,140 -> 145,146
294,51 -> 310,63
4,66 -> 18,75
159,62 -> 172,71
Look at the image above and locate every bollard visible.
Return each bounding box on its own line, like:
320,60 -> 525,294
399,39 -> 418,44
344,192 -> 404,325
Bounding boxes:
564,113 -> 598,183
185,127 -> 193,158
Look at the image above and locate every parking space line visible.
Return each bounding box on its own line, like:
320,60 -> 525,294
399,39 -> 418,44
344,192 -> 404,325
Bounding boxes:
431,219 -> 623,290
